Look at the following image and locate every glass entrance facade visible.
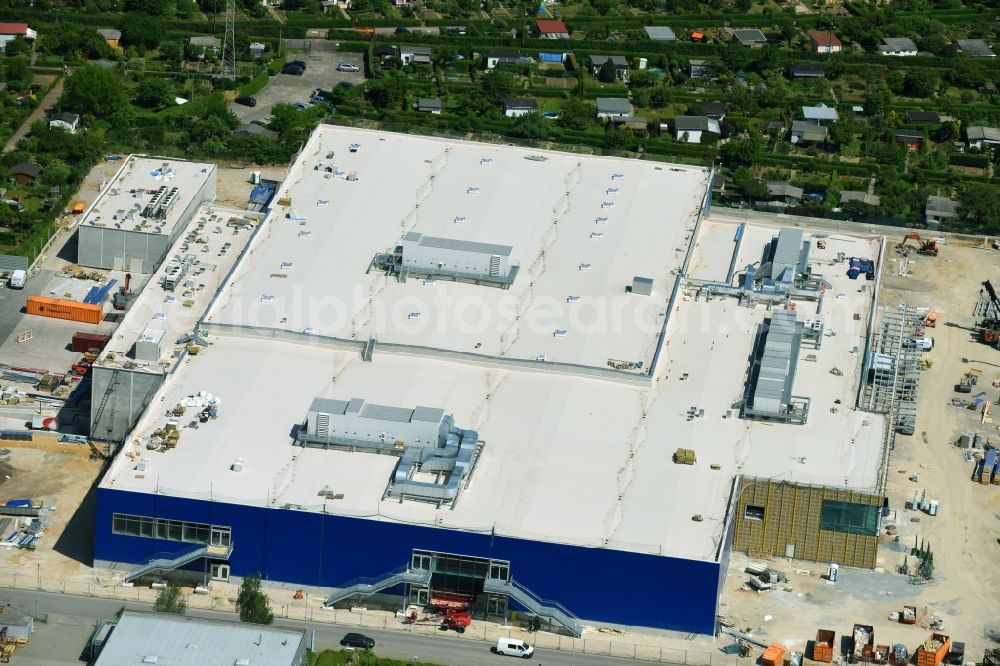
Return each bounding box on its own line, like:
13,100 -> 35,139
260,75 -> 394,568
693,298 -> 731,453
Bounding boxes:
409,549 -> 510,620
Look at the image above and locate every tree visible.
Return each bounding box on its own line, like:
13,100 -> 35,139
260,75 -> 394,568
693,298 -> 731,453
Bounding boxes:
236,574 -> 274,625
120,13 -> 163,49
720,136 -> 763,166
366,77 -> 405,110
731,167 -> 769,202
3,58 -> 31,88
480,70 -> 516,106
153,585 -> 187,614
949,60 -> 987,89
133,77 -> 172,109
904,69 -> 938,98
557,97 -> 593,130
863,83 -> 892,118
61,66 -> 132,127
597,59 -> 617,83
958,182 -> 1000,232
627,70 -> 659,89
827,121 -> 855,148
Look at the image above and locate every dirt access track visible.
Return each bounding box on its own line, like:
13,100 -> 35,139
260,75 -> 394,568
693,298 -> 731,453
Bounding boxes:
719,238 -> 1000,662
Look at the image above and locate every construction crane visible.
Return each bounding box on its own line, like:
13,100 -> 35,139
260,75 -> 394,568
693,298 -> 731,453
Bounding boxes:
980,280 -> 1000,347
897,231 -> 939,257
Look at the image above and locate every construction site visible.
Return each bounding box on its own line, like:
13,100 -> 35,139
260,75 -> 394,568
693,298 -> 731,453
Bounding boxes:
0,128 -> 996,663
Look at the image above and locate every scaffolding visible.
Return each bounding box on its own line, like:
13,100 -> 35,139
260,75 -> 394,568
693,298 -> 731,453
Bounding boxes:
860,304 -> 924,435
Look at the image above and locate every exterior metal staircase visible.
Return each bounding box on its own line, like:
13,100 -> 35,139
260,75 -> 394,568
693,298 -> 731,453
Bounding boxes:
484,577 -> 585,637
125,542 -> 233,583
323,565 -> 431,607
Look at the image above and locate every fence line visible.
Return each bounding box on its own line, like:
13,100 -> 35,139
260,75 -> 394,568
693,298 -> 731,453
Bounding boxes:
2,566 -> 736,665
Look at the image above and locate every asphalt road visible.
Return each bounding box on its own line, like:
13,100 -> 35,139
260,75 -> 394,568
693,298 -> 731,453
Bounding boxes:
0,269 -> 53,348
1,588 -> 652,666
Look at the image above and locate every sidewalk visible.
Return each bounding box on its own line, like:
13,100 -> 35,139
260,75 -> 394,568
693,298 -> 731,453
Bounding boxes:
2,78 -> 63,155
0,566 -> 731,665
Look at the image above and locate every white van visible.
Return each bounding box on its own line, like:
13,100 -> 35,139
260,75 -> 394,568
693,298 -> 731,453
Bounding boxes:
496,638 -> 534,658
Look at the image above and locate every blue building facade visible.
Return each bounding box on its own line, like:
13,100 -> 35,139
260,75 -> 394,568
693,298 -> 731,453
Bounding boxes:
95,487 -> 724,634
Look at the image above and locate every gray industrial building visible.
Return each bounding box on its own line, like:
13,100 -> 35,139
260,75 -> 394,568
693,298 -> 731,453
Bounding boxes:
743,310 -> 811,424
77,156 -> 217,273
296,397 -> 481,506
764,227 -> 811,281
400,232 -> 518,287
93,611 -> 307,666
90,365 -> 165,449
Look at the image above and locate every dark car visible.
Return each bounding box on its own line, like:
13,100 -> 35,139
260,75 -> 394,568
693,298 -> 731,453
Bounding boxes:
337,81 -> 354,89
340,633 -> 375,649
235,96 -> 256,107
394,26 -> 409,34
282,65 -> 305,75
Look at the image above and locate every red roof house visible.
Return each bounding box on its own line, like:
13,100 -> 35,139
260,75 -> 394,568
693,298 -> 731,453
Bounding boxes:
536,19 -> 569,39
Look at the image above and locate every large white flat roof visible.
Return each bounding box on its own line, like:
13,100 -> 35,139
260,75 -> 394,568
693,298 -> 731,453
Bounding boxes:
79,156 -> 215,237
204,125 -> 711,371
103,219 -> 885,562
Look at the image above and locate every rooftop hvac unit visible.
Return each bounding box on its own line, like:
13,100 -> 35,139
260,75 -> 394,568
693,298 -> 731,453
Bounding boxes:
567,295 -> 580,303
596,217 -> 609,224
607,187 -> 620,195
454,216 -> 466,224
579,263 -> 592,270
612,173 -> 624,180
467,186 -> 480,194
481,158 -> 493,165
601,201 -> 614,209
554,329 -> 567,337
591,232 -> 604,239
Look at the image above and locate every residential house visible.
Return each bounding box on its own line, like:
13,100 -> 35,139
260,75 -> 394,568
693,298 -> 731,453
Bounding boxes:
536,20 -> 569,39
188,35 -> 221,58
0,23 -> 37,52
878,37 -> 918,56
925,195 -> 959,228
589,55 -> 629,81
790,120 -> 829,144
373,44 -> 397,62
503,98 -> 538,118
595,97 -> 632,119
731,29 -> 767,48
688,59 -> 715,80
905,111 -> 941,125
802,104 -> 838,123
97,28 -> 120,48
891,128 -> 924,151
690,31 -> 707,42
485,49 -> 521,70
767,181 -> 804,206
788,63 -> 825,81
965,126 -> 1000,150
956,39 -> 995,58
249,42 -> 266,59
49,112 -> 80,133
321,0 -> 351,10
417,97 -> 442,114
613,117 -> 648,133
839,191 -> 881,208
10,163 -> 41,185
672,116 -> 720,143
807,30 -> 841,54
400,45 -> 432,65
691,101 -> 727,120
644,26 -> 676,42
712,172 -> 726,195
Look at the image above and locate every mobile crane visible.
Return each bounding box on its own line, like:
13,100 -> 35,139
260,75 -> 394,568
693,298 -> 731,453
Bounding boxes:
980,280 -> 1000,347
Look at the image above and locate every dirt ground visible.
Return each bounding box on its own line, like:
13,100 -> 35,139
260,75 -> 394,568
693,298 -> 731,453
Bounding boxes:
0,436 -> 102,579
719,239 -> 1000,662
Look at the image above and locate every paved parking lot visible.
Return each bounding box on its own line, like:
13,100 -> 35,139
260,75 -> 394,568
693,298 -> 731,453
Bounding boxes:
231,49 -> 366,125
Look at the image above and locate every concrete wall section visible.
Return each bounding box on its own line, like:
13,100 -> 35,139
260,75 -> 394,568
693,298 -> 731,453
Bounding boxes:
94,488 -> 721,634
91,366 -> 166,444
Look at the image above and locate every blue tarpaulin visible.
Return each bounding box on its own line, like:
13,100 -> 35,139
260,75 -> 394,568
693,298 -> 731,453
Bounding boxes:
5,499 -> 32,508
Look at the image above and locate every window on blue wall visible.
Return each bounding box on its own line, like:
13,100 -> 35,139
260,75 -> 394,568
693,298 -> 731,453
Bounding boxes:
112,513 -> 221,545
820,500 -> 878,536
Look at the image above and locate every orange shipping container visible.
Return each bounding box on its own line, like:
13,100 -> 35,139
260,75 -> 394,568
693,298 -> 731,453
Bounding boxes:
763,644 -> 786,666
916,634 -> 951,666
26,295 -> 102,325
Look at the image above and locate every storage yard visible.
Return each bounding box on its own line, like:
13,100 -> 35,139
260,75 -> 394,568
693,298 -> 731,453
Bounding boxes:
716,238 -> 1000,663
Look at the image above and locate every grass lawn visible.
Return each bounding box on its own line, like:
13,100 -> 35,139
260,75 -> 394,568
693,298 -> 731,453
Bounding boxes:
310,650 -> 447,666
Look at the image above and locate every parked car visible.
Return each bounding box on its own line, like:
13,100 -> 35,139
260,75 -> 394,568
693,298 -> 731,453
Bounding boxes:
337,62 -> 360,72
293,102 -> 313,110
395,26 -> 409,34
235,96 -> 256,107
340,633 -> 375,649
337,81 -> 354,89
282,60 -> 306,75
